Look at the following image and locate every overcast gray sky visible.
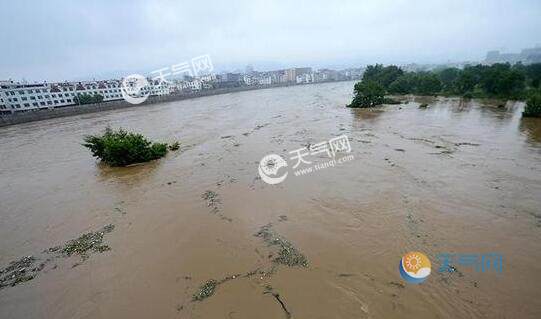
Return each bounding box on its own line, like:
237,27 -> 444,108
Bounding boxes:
1,0 -> 540,81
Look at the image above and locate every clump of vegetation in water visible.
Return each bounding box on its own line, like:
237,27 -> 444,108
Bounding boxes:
347,80 -> 385,108
255,224 -> 308,267
83,127 -> 168,166
61,224 -> 115,260
523,92 -> 541,117
192,279 -> 218,301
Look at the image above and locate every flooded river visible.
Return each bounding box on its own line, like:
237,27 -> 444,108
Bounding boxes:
1,81 -> 540,318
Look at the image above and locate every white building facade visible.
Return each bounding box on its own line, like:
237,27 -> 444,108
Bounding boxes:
0,79 -> 169,114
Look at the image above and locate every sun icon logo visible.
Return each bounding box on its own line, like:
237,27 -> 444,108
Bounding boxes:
405,254 -> 422,271
399,251 -> 431,284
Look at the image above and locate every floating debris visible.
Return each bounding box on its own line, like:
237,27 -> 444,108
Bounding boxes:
0,256 -> 39,289
201,190 -> 232,221
454,142 -> 480,147
114,207 -> 127,215
263,285 -> 292,318
201,190 -> 221,214
0,224 -> 115,290
168,141 -> 181,151
388,281 -> 406,289
61,224 -> 115,260
255,224 -> 308,267
192,279 -> 218,301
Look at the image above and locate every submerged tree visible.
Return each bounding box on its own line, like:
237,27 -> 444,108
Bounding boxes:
83,128 -> 168,166
523,92 -> 541,117
348,80 -> 385,108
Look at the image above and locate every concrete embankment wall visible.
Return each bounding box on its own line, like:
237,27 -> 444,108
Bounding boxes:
0,86 -> 265,127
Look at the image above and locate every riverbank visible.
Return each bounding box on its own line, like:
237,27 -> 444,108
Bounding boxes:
0,80 -> 351,127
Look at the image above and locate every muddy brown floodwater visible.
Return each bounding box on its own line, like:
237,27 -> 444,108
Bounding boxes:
1,81 -> 541,319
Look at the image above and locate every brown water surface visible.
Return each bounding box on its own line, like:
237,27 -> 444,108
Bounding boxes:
1,81 -> 541,318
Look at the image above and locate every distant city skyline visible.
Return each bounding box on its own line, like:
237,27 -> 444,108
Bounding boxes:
1,0 -> 540,82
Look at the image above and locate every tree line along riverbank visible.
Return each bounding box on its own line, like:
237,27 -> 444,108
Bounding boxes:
347,63 -> 541,117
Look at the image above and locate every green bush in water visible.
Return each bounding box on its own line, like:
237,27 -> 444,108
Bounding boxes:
83,127 -> 168,166
523,92 -> 541,117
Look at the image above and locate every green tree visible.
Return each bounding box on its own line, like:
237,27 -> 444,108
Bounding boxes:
348,80 -> 385,108
526,63 -> 541,88
83,128 -> 168,166
480,63 -> 525,97
362,64 -> 403,89
415,72 -> 442,95
523,91 -> 541,117
455,71 -> 476,94
437,68 -> 460,93
388,73 -> 416,94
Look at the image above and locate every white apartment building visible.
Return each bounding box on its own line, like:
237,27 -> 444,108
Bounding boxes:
296,73 -> 315,84
0,81 -> 122,113
0,96 -> 6,113
170,79 -> 202,93
258,76 -> 272,85
0,79 -> 169,114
